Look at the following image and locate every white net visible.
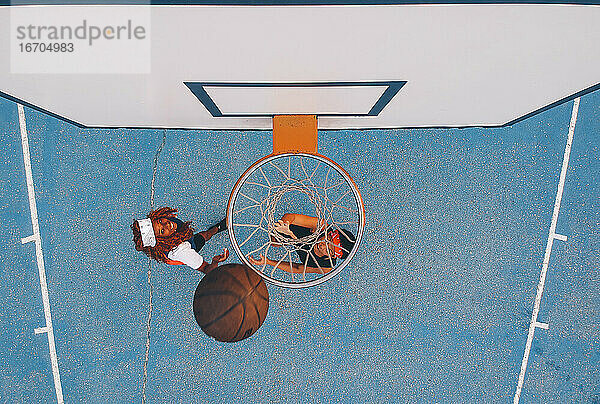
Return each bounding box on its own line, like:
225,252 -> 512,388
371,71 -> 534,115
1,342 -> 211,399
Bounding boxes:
227,153 -> 365,288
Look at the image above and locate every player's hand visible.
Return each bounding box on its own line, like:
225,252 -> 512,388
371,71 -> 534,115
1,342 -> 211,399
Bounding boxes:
248,254 -> 267,266
273,220 -> 295,238
211,248 -> 229,264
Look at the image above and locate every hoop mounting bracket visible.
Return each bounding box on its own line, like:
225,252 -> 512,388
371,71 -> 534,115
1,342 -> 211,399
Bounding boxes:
272,115 -> 317,154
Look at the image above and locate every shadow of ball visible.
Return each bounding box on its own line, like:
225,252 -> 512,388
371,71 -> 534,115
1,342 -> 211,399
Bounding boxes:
193,263 -> 269,342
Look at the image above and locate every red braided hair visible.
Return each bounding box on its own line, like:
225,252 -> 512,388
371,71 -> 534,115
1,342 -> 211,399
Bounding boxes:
131,207 -> 194,263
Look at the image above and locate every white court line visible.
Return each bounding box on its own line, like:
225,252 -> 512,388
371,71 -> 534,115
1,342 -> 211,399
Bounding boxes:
513,98 -> 580,404
21,234 -> 39,244
18,104 -> 64,404
554,233 -> 568,242
34,326 -> 50,335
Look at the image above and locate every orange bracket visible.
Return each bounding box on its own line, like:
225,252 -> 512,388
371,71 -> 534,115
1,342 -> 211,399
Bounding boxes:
272,115 -> 318,154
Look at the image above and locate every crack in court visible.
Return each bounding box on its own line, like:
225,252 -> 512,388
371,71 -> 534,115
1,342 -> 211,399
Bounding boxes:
142,130 -> 167,404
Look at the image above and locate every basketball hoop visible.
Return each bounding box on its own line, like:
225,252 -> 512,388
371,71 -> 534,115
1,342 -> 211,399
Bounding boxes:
227,116 -> 365,288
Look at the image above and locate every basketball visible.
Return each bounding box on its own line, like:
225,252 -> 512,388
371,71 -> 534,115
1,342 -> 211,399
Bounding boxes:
193,263 -> 269,342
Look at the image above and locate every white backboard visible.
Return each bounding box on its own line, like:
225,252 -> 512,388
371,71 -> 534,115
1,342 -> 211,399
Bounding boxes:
1,4 -> 599,129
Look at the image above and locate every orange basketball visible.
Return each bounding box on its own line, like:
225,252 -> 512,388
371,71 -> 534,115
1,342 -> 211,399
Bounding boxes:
193,263 -> 269,342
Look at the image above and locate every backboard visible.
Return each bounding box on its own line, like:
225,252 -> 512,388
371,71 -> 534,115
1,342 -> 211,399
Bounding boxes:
1,3 -> 599,129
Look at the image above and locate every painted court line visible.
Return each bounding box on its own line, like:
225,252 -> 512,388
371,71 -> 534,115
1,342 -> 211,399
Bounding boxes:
553,233 -> 568,242
513,98 -> 580,404
34,326 -> 50,335
18,104 -> 64,404
21,234 -> 39,244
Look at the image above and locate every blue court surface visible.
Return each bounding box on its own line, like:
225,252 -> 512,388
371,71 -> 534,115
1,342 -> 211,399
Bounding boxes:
0,91 -> 598,403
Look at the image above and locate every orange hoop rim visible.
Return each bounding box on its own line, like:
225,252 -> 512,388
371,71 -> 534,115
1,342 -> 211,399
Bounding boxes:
226,152 -> 365,288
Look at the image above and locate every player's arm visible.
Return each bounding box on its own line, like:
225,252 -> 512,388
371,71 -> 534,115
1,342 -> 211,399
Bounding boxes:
248,254 -> 332,274
170,242 -> 229,274
269,258 -> 332,274
280,213 -> 324,231
196,248 -> 229,274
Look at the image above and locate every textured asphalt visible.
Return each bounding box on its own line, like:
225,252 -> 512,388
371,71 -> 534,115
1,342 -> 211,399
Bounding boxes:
0,91 -> 598,403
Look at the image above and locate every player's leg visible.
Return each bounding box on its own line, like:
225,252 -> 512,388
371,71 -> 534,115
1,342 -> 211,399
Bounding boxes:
198,218 -> 226,242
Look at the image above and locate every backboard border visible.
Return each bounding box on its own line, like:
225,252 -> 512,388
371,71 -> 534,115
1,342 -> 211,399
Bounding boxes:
1,82 -> 599,130
2,1 -> 600,5
183,81 -> 407,118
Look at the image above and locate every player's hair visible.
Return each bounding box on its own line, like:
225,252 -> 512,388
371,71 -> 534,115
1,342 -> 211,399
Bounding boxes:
338,228 -> 355,260
131,207 -> 194,263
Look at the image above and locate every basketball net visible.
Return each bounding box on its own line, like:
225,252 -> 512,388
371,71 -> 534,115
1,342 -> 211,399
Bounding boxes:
240,154 -> 357,276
